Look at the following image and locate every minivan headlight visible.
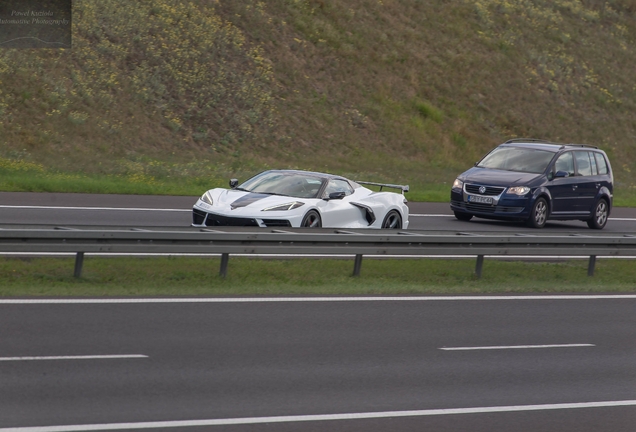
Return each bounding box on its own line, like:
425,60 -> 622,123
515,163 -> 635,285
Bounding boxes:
507,186 -> 530,196
452,178 -> 464,190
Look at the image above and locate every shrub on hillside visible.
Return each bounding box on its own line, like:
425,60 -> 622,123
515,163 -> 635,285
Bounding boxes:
0,0 -> 275,150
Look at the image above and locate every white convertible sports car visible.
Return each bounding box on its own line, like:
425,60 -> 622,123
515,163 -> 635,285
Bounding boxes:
192,169 -> 409,229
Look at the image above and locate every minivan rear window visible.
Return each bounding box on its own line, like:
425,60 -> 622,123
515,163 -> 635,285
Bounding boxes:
595,153 -> 609,175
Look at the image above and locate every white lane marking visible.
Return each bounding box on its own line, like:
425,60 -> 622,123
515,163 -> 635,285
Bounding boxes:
1,208 -> 633,220
410,214 -> 454,217
410,214 -> 636,221
0,355 -> 148,361
1,295 -> 636,304
0,205 -> 189,212
3,400 -> 636,431
440,344 -> 595,351
0,207 -> 633,220
3,253 -> 636,260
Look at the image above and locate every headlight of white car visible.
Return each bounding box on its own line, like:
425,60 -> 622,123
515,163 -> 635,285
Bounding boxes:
201,191 -> 213,205
507,186 -> 530,195
452,178 -> 463,190
262,202 -> 305,211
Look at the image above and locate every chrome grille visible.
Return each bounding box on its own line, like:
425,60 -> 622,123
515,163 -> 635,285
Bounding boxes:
465,184 -> 505,196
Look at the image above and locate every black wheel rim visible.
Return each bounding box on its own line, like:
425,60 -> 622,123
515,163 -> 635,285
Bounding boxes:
383,212 -> 401,229
303,212 -> 320,227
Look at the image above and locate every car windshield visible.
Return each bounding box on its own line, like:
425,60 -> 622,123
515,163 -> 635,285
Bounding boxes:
238,171 -> 325,198
477,147 -> 554,174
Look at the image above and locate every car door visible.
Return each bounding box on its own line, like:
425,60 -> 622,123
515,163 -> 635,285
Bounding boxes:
547,151 -> 578,216
317,179 -> 364,227
572,151 -> 598,215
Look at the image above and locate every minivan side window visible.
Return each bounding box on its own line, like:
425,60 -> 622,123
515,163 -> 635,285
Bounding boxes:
594,153 -> 609,175
553,152 -> 574,177
574,151 -> 592,176
588,151 -> 598,175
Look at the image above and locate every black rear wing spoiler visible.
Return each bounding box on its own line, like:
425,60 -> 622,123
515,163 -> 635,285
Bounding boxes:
356,181 -> 409,194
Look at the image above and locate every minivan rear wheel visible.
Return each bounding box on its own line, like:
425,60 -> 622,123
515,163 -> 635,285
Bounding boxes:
587,199 -> 608,229
527,197 -> 548,228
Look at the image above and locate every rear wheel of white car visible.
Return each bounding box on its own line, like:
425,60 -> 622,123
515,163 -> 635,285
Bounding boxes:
301,210 -> 322,228
381,210 -> 402,229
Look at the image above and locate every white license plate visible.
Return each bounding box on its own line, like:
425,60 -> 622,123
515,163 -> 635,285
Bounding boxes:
467,195 -> 493,205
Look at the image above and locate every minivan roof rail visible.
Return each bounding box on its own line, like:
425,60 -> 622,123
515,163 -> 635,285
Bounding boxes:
504,138 -> 598,149
504,138 -> 556,144
560,143 -> 598,149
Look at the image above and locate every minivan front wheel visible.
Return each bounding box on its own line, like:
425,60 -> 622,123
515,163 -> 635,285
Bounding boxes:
454,211 -> 473,221
587,199 -> 608,230
527,197 -> 548,228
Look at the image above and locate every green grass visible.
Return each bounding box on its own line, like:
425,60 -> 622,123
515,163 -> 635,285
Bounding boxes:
0,169 -> 214,196
2,1 -> 636,199
4,168 -> 636,207
2,2 -> 635,298
1,256 -> 635,296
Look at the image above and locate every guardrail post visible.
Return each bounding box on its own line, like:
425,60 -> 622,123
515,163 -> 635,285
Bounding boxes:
353,254 -> 363,277
74,252 -> 84,278
587,255 -> 596,277
219,253 -> 229,278
475,255 -> 484,279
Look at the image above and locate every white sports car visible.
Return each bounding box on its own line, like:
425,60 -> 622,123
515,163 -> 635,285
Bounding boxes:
192,170 -> 409,229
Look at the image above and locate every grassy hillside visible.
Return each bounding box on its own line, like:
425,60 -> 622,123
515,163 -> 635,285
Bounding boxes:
1,0 -> 636,202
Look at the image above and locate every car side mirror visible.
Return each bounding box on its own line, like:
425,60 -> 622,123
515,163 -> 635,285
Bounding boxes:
229,179 -> 239,189
326,191 -> 346,200
554,171 -> 569,178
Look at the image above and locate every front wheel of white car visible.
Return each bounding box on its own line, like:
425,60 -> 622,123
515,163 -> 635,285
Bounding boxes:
381,210 -> 402,229
301,210 -> 322,228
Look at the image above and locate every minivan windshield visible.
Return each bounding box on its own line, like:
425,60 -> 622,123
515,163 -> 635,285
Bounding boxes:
477,146 -> 554,174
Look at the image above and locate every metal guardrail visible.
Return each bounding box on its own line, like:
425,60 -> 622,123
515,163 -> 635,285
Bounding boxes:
1,227 -> 636,278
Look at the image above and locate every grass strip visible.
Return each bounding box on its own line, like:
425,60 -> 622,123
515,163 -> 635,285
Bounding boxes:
1,256 -> 635,297
3,170 -> 636,206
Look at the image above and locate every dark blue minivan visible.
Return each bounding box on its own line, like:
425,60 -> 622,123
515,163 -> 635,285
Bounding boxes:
450,139 -> 613,229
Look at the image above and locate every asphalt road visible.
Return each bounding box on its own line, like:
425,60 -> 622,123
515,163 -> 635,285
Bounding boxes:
1,191 -> 636,232
1,192 -> 636,431
1,297 -> 636,431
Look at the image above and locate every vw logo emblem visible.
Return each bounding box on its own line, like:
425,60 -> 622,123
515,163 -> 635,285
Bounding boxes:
479,186 -> 486,194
